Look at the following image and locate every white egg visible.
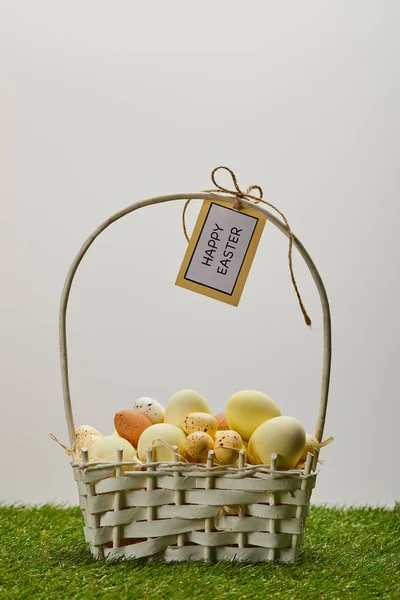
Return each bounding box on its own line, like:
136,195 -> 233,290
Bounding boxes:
133,397 -> 165,424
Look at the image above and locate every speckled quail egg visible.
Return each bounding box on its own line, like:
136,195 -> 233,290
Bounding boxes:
214,430 -> 243,465
183,412 -> 218,438
185,431 -> 214,460
133,397 -> 165,424
73,425 -> 102,460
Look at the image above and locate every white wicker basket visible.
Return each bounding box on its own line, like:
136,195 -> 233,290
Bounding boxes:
60,193 -> 331,563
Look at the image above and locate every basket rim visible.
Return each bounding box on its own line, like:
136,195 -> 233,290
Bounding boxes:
71,454 -> 318,479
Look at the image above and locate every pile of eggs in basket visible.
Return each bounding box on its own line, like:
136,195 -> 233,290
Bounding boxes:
74,390 -> 322,470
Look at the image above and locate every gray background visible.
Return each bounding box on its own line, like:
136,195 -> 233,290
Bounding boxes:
1,1 -> 399,506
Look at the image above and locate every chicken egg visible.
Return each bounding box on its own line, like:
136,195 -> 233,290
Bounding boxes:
248,416 -> 306,469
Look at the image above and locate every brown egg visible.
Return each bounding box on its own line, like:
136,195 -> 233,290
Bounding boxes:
114,409 -> 151,448
215,412 -> 230,430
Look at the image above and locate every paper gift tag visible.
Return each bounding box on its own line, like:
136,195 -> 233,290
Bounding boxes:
176,199 -> 266,306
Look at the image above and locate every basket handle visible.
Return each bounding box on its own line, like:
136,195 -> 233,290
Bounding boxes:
60,193 -> 331,446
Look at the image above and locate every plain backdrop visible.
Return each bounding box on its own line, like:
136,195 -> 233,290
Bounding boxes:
1,1 -> 399,506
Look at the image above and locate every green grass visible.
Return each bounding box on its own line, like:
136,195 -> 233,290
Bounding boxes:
0,505 -> 398,600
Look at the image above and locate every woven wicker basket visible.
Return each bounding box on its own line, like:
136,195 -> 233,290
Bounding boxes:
60,193 -> 331,563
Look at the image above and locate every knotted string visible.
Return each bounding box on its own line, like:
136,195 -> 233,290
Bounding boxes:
182,166 -> 312,327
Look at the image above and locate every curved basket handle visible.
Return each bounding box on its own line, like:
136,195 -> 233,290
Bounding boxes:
60,193 -> 331,446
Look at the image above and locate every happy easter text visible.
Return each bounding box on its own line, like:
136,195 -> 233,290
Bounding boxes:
201,223 -> 243,275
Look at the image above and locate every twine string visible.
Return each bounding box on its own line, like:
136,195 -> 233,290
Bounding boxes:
295,436 -> 334,469
49,433 -> 73,456
182,166 -> 312,327
152,437 -> 189,463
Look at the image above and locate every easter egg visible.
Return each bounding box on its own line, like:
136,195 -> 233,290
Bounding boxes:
215,412 -> 230,431
226,390 -> 281,441
114,409 -> 151,448
185,432 -> 214,460
137,423 -> 186,462
214,430 -> 243,465
73,425 -> 102,460
298,434 -> 320,463
164,390 -> 211,430
89,435 -> 137,462
133,397 -> 165,424
75,425 -> 101,441
248,416 -> 306,469
183,413 -> 218,438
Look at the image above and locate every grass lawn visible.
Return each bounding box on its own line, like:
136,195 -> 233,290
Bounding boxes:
0,505 -> 398,600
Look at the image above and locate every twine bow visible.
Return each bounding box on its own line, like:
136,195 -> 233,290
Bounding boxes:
182,166 -> 311,327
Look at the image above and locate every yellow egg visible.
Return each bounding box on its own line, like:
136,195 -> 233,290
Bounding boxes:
185,432 -> 214,460
74,435 -> 101,460
137,423 -> 186,462
88,435 -> 137,463
226,390 -> 281,441
214,430 -> 243,465
183,412 -> 218,438
248,416 -> 306,469
164,390 -> 211,430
